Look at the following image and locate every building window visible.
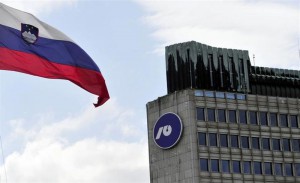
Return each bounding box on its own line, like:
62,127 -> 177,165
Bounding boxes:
290,115 -> 298,128
209,133 -> 218,147
196,108 -> 205,121
243,161 -> 251,174
251,137 -> 260,150
254,162 -> 262,175
264,162 -> 272,175
292,139 -> 300,152
272,138 -> 281,151
283,138 -> 291,151
207,109 -> 215,122
260,112 -> 268,126
241,136 -> 249,149
228,110 -> 236,123
218,109 -> 226,122
222,160 -> 230,173
233,161 -> 241,173
220,134 -> 228,147
275,163 -> 283,176
200,159 -> 208,172
239,110 -> 247,124
198,132 -> 206,146
230,135 -> 239,148
295,163 -> 300,176
280,114 -> 288,127
211,159 -> 219,172
262,138 -> 270,150
270,113 -> 278,126
249,111 -> 257,125
285,163 -> 293,176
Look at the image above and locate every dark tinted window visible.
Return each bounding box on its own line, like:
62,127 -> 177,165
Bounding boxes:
220,134 -> 228,147
222,160 -> 230,173
196,108 -> 205,121
200,159 -> 208,171
249,111 -> 257,125
272,139 -> 281,151
230,135 -> 239,148
198,132 -> 206,146
218,109 -> 226,122
295,163 -> 300,176
293,139 -> 300,152
233,161 -> 240,173
207,109 -> 215,121
243,161 -> 251,174
239,110 -> 247,124
228,110 -> 236,123
283,138 -> 291,151
252,137 -> 260,150
211,159 -> 219,172
209,133 -> 218,147
270,113 -> 278,126
275,163 -> 283,175
290,115 -> 298,128
241,136 -> 249,149
254,162 -> 262,174
264,162 -> 272,175
260,112 -> 268,126
262,138 -> 270,150
285,163 -> 293,176
280,114 -> 288,127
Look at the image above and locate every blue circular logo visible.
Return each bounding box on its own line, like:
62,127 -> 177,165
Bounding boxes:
153,112 -> 183,149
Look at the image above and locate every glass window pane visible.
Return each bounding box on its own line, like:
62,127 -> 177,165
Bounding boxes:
218,109 -> 226,122
231,135 -> 239,148
197,108 -> 205,121
264,162 -> 272,175
241,136 -> 249,149
283,139 -> 291,151
290,115 -> 298,128
260,112 -> 268,126
220,134 -> 228,147
229,110 -> 236,123
249,111 -> 257,125
200,159 -> 208,172
262,138 -> 270,150
275,163 -> 283,176
272,139 -> 281,151
252,137 -> 260,150
198,132 -> 206,146
209,133 -> 218,147
295,163 -> 300,176
254,162 -> 262,174
222,160 -> 230,173
233,161 -> 241,173
207,109 -> 215,122
243,161 -> 251,174
195,90 -> 204,97
280,114 -> 288,127
211,159 -> 219,172
285,163 -> 293,176
239,110 -> 247,124
270,113 -> 278,126
293,139 -> 300,152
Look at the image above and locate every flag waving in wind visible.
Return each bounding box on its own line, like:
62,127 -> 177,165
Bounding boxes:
0,3 -> 109,107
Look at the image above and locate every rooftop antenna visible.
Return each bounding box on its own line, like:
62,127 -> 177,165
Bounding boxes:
253,54 -> 255,67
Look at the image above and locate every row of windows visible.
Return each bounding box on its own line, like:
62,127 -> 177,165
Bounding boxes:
194,90 -> 246,100
200,158 -> 300,176
198,132 -> 300,152
196,108 -> 299,128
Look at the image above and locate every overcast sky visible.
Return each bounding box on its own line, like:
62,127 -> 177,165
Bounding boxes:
0,0 -> 299,182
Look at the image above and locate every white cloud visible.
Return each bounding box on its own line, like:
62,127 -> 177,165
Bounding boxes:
136,0 -> 300,69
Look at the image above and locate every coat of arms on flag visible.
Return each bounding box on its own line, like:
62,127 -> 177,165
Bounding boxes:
21,23 -> 39,44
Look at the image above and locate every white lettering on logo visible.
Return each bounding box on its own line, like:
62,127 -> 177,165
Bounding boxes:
155,125 -> 172,140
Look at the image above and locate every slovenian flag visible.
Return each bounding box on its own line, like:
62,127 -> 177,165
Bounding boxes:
0,3 -> 109,107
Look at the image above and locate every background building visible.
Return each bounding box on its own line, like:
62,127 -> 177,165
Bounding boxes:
147,41 -> 300,183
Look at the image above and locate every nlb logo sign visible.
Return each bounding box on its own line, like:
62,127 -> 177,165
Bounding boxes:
153,113 -> 183,149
